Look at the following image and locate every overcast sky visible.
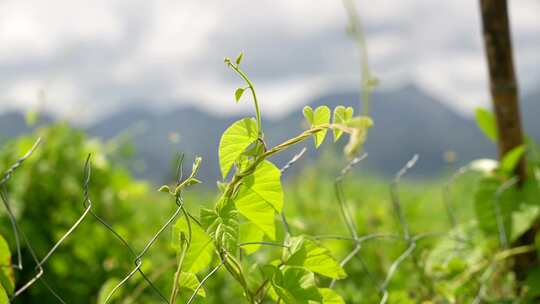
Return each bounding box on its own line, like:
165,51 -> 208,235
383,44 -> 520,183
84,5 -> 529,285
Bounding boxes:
0,0 -> 538,123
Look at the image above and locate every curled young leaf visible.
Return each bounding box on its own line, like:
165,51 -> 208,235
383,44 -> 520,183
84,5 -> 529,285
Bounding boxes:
235,51 -> 244,65
235,88 -> 246,103
344,116 -> 373,158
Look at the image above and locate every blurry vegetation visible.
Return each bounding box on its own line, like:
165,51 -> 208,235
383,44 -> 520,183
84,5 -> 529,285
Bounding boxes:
1,116 -> 540,303
1,1 -> 539,301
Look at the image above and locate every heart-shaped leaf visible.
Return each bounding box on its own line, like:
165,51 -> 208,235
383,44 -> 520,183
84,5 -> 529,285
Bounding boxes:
332,106 -> 354,141
234,161 -> 283,239
172,217 -> 215,273
270,266 -> 322,304
219,118 -> 258,178
303,105 -> 330,148
284,236 -> 346,279
178,272 -> 206,298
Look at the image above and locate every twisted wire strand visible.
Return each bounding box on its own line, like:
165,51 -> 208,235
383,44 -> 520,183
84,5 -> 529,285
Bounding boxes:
0,137 -> 42,271
279,147 -> 308,236
390,154 -> 418,240
1,186 -> 64,302
104,155 -> 190,304
4,153 -> 167,303
329,153 -> 368,288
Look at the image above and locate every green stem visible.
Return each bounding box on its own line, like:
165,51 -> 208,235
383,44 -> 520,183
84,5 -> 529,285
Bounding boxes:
170,243 -> 188,303
214,123 -> 353,302
227,62 -> 263,136
169,206 -> 192,303
221,123 -> 349,202
342,0 -> 376,116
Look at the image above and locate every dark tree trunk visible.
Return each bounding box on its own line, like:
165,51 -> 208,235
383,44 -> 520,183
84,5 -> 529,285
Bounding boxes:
479,0 -> 533,282
479,0 -> 526,180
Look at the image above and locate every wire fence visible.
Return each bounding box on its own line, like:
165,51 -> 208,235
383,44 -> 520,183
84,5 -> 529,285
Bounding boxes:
0,137 -> 528,303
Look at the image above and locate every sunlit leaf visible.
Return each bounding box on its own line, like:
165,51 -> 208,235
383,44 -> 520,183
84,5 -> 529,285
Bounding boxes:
319,288 -> 345,304
285,236 -> 346,279
303,106 -> 330,148
172,217 -> 215,273
0,234 -> 14,296
0,286 -> 8,304
235,52 -> 244,65
97,278 -> 121,304
500,145 -> 526,175
474,177 -> 517,238
235,88 -> 246,103
344,116 -> 373,158
270,266 -> 322,304
511,205 -> 540,242
178,272 -> 206,298
219,118 -> 258,178
239,222 -> 265,255
332,106 -> 354,141
475,108 -> 497,142
234,161 -> 283,239
201,202 -> 239,254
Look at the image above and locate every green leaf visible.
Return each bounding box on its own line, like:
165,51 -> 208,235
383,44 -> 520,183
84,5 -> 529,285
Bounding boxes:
526,267 -> 540,297
344,116 -> 373,158
235,88 -> 246,103
172,217 -> 215,273
271,267 -> 322,304
0,234 -> 14,296
97,278 -> 121,304
178,272 -> 206,298
332,106 -> 353,141
475,108 -> 498,142
285,236 -> 346,279
500,145 -> 526,174
0,286 -> 8,304
319,288 -> 345,304
302,106 -> 314,124
473,177 -> 517,238
158,185 -> 170,193
239,222 -> 265,255
234,161 -> 283,239
303,106 -> 330,148
425,221 -> 485,280
219,118 -> 258,178
235,52 -> 244,65
25,110 -> 39,127
201,202 -> 239,254
512,205 -> 540,242
523,178 -> 540,206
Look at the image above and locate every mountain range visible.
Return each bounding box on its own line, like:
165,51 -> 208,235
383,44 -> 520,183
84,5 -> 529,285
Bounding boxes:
1,84 -> 538,184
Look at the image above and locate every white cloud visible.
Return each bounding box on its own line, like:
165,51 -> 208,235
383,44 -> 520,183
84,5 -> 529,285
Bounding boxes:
0,0 -> 538,122
0,0 -> 125,59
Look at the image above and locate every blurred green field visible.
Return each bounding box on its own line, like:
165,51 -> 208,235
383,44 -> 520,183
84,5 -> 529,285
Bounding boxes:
1,123 -> 538,303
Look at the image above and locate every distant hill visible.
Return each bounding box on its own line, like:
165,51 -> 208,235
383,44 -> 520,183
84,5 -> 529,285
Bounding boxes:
1,85 -> 538,184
